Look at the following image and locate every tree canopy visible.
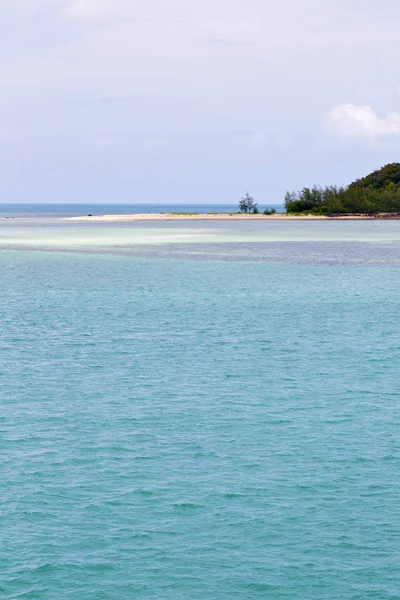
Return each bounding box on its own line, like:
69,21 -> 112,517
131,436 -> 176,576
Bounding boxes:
285,164 -> 400,215
239,192 -> 258,213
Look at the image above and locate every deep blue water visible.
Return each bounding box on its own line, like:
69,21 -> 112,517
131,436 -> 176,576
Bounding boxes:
1,222 -> 400,599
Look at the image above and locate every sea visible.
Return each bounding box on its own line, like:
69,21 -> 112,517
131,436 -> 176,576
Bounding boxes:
1,205 -> 400,599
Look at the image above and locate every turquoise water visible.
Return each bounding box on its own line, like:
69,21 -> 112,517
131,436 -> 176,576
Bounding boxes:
1,220 -> 400,599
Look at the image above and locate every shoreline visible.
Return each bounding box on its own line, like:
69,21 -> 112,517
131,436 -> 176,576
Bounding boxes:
64,213 -> 400,222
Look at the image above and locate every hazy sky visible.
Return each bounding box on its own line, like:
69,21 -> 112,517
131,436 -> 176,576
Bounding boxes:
1,0 -> 400,203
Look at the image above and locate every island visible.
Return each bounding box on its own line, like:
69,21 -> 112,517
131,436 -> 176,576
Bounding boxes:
285,162 -> 400,215
66,164 -> 400,221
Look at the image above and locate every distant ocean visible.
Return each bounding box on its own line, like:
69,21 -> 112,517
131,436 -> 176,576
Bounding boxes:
0,203 -> 284,218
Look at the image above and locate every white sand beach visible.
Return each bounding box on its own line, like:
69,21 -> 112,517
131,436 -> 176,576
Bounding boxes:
65,213 -> 391,222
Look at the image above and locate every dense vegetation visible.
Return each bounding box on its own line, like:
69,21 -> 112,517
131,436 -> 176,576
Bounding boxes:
285,163 -> 400,215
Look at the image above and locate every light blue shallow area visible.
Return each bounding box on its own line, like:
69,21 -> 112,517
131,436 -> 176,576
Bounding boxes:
1,244 -> 400,599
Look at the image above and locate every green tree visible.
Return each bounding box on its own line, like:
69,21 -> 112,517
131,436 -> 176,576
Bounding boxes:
239,192 -> 258,213
283,163 -> 400,215
284,191 -> 298,208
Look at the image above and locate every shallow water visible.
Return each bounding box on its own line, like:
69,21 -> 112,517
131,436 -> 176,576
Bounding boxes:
1,219 -> 400,599
1,218 -> 400,265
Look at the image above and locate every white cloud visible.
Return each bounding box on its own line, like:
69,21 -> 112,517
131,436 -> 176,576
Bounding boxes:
328,103 -> 400,138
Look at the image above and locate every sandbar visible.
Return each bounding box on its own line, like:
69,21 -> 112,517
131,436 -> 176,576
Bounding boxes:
64,213 -> 400,222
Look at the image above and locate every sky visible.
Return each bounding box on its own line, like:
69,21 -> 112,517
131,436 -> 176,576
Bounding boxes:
1,0 -> 400,203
